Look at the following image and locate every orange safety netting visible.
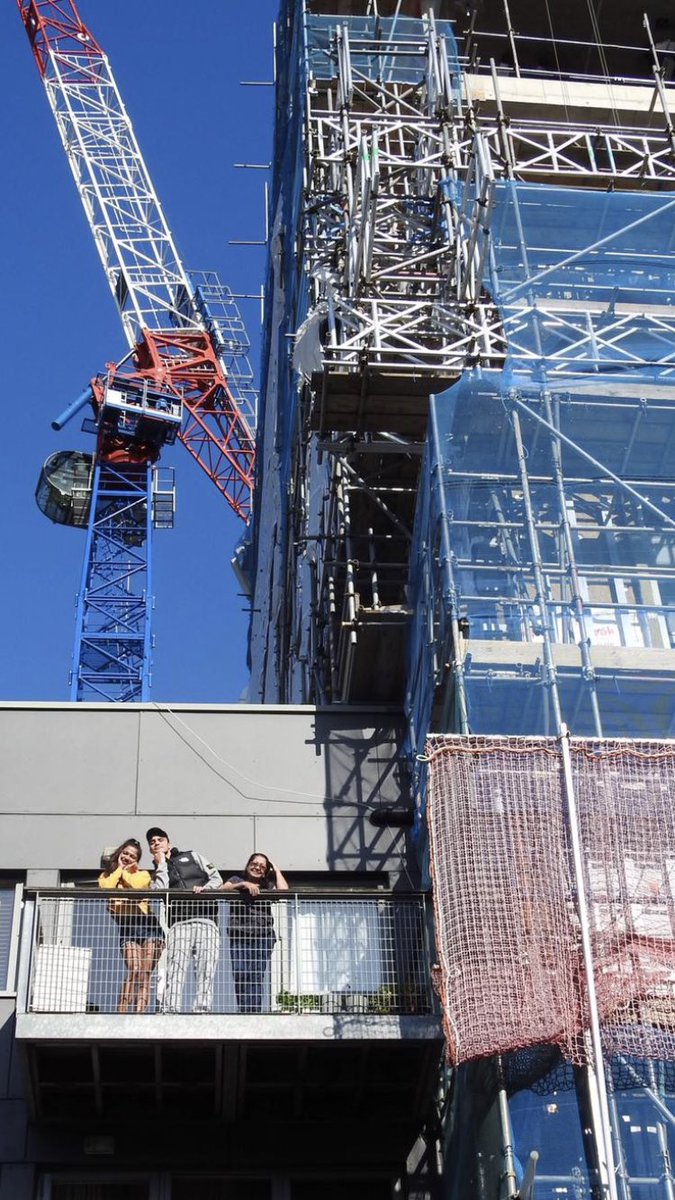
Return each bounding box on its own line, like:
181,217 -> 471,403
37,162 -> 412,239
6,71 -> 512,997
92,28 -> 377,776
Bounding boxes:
426,735 -> 675,1066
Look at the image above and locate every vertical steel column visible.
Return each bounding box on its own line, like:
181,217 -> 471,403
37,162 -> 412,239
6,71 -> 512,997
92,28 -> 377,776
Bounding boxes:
604,1068 -> 632,1200
543,391 -> 603,737
559,726 -> 619,1200
70,462 -> 100,700
509,403 -> 562,734
497,1078 -> 520,1198
501,0 -> 522,78
293,892 -> 302,1014
644,14 -> 675,155
429,399 -> 469,734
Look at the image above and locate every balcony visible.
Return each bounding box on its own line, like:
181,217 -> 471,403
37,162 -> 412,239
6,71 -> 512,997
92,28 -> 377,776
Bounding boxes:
15,891 -> 442,1158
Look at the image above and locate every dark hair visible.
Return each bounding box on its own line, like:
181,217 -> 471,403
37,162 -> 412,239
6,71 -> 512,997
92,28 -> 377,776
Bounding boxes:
104,838 -> 142,874
245,852 -> 272,877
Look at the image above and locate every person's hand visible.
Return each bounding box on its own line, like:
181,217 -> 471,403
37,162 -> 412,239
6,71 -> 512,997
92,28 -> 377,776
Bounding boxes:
153,849 -> 166,866
241,880 -> 260,897
193,885 -> 204,893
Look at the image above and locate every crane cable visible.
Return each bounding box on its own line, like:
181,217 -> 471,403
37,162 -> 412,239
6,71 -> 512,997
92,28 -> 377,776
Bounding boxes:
541,0 -> 570,126
584,0 -> 622,129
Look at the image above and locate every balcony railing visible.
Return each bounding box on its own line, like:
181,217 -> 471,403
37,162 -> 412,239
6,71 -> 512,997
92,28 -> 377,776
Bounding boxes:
20,891 -> 433,1018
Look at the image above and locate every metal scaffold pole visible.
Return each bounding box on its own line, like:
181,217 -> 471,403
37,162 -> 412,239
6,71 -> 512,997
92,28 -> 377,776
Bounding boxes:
559,725 -> 619,1200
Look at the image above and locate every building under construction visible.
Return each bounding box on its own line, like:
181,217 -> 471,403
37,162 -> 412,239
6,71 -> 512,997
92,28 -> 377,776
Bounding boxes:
246,0 -> 675,1195
2,0 -> 675,1197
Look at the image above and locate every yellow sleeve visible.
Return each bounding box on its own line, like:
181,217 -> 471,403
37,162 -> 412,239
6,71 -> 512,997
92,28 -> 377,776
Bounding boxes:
98,866 -> 123,890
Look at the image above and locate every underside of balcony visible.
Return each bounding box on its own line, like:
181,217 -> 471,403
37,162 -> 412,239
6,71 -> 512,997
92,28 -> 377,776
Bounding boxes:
18,1032 -> 443,1170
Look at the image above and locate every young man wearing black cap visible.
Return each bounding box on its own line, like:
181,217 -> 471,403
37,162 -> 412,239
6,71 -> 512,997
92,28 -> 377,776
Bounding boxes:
147,827 -> 223,1013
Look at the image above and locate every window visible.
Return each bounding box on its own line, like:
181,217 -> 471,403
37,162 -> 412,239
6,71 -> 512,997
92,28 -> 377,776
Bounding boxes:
0,884 -> 21,991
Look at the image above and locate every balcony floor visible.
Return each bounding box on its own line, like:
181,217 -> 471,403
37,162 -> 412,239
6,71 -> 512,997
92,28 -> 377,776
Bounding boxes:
17,1011 -> 440,1041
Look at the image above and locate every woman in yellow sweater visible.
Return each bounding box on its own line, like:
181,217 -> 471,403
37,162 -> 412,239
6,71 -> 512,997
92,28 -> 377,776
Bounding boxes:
98,838 -> 164,1013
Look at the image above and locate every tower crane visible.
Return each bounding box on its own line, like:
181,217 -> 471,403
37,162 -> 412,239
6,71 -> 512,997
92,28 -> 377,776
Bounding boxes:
17,0 -> 257,702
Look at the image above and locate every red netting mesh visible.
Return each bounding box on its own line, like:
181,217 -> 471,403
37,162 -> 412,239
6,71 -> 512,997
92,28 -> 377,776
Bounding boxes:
426,735 -> 675,1067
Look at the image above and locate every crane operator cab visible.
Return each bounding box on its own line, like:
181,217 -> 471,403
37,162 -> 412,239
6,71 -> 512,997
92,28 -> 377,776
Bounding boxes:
88,373 -> 183,460
35,371 -> 181,531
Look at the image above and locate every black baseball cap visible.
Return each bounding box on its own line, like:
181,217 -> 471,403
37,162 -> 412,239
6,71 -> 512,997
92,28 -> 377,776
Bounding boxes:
146,826 -> 168,842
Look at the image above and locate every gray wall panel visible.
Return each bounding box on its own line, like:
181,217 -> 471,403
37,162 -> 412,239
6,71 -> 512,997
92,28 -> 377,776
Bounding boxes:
0,710 -> 139,813
134,708 -> 406,814
0,705 -> 410,874
0,816 -> 257,874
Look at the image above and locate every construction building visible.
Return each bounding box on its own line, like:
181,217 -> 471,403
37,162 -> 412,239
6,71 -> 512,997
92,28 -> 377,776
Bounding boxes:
2,0 -> 675,1198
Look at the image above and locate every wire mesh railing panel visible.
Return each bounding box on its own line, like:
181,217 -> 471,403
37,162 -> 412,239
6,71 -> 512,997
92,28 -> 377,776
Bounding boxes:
426,734 -> 675,1067
25,894 -> 432,1018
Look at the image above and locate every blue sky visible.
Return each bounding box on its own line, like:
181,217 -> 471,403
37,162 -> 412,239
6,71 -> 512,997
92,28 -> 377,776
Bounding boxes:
0,1 -> 278,702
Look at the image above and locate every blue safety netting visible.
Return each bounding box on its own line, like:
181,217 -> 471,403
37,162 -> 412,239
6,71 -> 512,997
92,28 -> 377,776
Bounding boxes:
490,182 -> 675,375
407,182 -> 675,833
307,14 -> 460,91
248,0 -> 314,698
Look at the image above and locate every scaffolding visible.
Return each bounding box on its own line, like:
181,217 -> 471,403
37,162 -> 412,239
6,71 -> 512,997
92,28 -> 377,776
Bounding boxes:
251,8 -> 507,703
246,3 -> 675,1196
249,4 -> 675,715
407,179 -> 675,763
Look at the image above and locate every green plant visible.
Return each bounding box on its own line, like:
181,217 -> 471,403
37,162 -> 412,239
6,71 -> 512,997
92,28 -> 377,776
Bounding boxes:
276,991 -> 323,1012
367,985 -> 397,1014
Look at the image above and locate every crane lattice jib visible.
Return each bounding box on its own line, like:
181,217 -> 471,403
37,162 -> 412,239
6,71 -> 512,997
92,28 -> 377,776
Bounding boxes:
18,0 -> 255,519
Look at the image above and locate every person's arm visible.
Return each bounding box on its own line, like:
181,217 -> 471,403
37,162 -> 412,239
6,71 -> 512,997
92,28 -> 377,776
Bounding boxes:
191,851 -> 223,892
269,863 -> 289,892
150,854 -> 169,890
219,875 -> 260,896
98,865 -> 123,890
195,874 -> 258,896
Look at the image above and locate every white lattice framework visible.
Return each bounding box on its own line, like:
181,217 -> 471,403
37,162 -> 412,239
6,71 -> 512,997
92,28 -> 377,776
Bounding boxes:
303,22 -> 505,377
26,6 -> 258,449
472,114 -> 675,187
42,46 -> 198,345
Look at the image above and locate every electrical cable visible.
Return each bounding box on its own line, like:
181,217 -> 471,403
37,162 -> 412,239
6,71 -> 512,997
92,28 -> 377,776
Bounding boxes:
584,0 -> 621,128
149,704 -> 420,889
542,0 -> 570,126
151,702 -> 404,811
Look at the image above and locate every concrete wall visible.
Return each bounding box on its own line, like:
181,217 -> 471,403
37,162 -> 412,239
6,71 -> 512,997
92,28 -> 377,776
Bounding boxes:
0,702 -> 413,880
